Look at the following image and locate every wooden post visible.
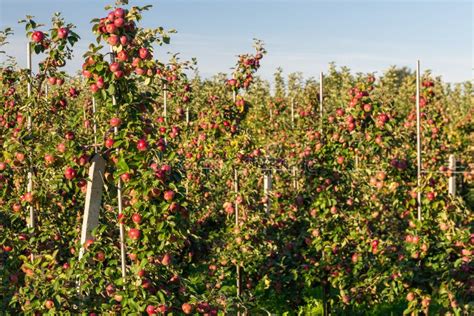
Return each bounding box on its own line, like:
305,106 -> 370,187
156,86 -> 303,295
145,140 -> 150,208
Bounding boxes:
79,154 -> 106,259
110,47 -> 127,280
319,72 -> 323,133
448,155 -> 456,196
234,169 -> 242,316
263,169 -> 272,214
186,107 -> 190,124
26,42 -> 34,229
416,60 -> 422,221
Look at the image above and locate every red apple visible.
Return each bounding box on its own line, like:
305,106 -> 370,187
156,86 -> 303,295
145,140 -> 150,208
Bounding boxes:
128,228 -> 140,240
45,299 -> 54,310
132,213 -> 142,224
110,117 -> 122,127
64,167 -> 77,180
58,27 -> 69,39
31,31 -> 45,43
182,303 -> 193,314
114,7 -> 125,18
139,47 -> 149,59
136,139 -> 148,151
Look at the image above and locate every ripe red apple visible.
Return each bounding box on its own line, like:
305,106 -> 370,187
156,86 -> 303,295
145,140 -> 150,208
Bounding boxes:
114,18 -> 124,28
12,203 -> 22,213
106,23 -> 117,34
58,27 -> 69,39
64,167 -> 77,180
139,47 -> 149,59
110,117 -> 122,127
336,156 -> 344,165
105,138 -> 114,148
45,299 -> 54,309
146,305 -> 156,315
161,253 -> 171,265
0,162 -> 7,171
120,173 -> 131,182
114,70 -> 124,78
48,77 -> 57,85
132,213 -> 142,224
117,50 -> 128,61
31,31 -> 45,43
128,228 -> 140,240
109,62 -> 120,72
90,83 -> 99,93
163,190 -> 175,202
406,292 -> 415,302
136,139 -> 148,151
426,192 -> 435,201
114,7 -> 125,18
44,154 -> 55,165
108,34 -> 119,46
182,303 -> 193,315
107,12 -> 116,22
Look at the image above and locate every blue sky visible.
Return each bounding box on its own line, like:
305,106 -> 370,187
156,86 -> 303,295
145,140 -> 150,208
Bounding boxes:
0,0 -> 472,83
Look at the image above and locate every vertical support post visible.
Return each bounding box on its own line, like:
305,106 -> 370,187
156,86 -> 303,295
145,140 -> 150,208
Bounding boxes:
92,97 -> 98,153
79,154 -> 106,259
26,42 -> 34,229
163,84 -> 168,121
291,97 -> 295,128
448,155 -> 456,196
110,46 -> 127,280
319,72 -> 323,133
416,60 -> 422,221
186,107 -> 190,124
263,169 -> 272,214
234,169 -> 242,315
292,166 -> 298,190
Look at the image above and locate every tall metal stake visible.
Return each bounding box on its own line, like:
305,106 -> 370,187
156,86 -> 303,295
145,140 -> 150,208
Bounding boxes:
110,47 -> 127,280
416,60 -> 422,221
291,97 -> 295,128
26,42 -> 34,229
319,72 -> 323,133
163,83 -> 168,121
263,169 -> 272,214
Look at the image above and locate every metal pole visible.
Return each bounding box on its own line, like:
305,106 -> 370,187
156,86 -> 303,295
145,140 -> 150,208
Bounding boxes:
110,46 -> 127,280
163,84 -> 167,121
263,170 -> 272,214
319,72 -> 323,133
292,166 -> 298,190
416,60 -> 422,221
448,155 -> 456,196
92,97 -> 98,153
291,97 -> 295,128
26,42 -> 34,229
